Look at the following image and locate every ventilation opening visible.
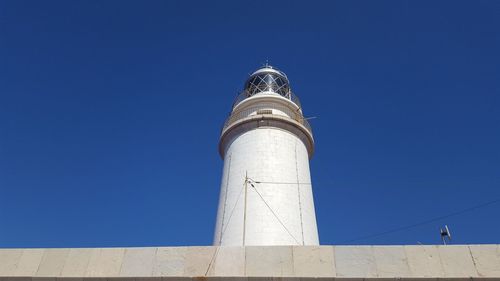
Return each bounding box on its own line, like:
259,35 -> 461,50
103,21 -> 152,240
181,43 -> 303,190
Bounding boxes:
256,109 -> 273,115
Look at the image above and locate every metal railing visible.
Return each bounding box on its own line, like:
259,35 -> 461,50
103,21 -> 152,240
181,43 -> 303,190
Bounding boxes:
231,90 -> 302,109
221,103 -> 313,135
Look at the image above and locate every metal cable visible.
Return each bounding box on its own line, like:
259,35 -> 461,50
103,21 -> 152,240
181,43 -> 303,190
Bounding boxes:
205,180 -> 246,276
218,154 -> 232,244
249,180 -> 301,245
220,181 -> 245,243
342,197 -> 500,243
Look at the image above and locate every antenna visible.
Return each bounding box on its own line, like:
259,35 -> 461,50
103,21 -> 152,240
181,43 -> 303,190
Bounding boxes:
440,225 -> 451,245
303,116 -> 317,120
262,59 -> 272,68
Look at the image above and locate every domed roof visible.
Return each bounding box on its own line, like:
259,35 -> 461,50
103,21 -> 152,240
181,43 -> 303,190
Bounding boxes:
250,65 -> 289,79
244,65 -> 290,98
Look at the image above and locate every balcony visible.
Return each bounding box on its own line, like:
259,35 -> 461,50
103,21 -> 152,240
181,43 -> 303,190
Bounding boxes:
221,101 -> 313,136
231,91 -> 302,109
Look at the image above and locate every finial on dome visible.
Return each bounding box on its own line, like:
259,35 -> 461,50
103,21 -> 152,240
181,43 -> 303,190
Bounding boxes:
263,59 -> 271,68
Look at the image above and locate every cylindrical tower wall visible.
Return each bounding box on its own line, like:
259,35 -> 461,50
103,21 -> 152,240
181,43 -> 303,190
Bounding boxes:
214,65 -> 319,246
213,126 -> 319,246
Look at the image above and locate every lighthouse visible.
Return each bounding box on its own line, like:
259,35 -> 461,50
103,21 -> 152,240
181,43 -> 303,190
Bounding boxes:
213,65 -> 319,246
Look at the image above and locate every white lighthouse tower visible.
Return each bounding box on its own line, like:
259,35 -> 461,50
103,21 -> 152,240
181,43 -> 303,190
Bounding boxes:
213,65 -> 319,246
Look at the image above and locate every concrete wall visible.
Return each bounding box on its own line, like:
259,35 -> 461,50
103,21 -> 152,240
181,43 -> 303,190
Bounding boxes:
1,245 -> 499,280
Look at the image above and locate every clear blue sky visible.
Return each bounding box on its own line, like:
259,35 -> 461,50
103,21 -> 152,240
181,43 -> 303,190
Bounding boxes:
1,1 -> 499,247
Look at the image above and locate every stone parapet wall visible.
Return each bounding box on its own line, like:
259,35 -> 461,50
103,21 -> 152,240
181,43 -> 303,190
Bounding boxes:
0,245 -> 499,280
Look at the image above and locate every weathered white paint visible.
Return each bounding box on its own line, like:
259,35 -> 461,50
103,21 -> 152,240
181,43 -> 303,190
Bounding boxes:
214,85 -> 319,246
